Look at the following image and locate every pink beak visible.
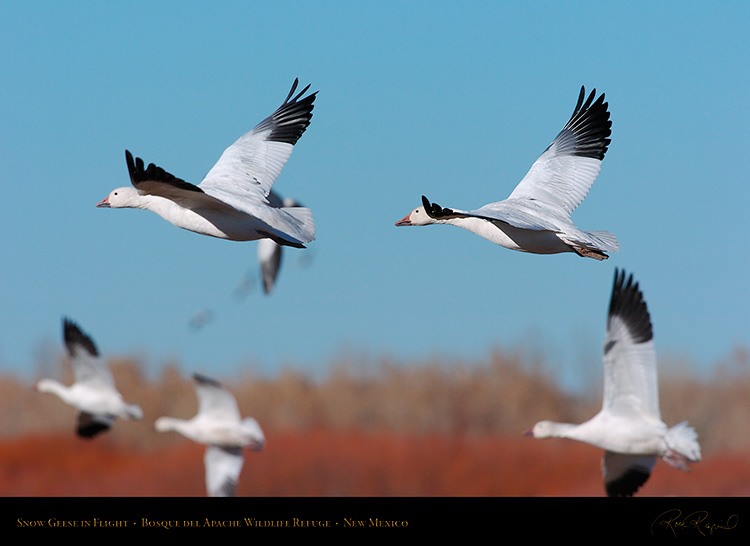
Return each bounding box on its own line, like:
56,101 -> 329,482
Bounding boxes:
96,197 -> 110,208
395,214 -> 412,226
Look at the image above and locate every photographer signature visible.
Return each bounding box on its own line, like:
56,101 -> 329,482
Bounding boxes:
651,509 -> 738,537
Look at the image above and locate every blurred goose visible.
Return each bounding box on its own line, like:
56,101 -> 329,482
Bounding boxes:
97,79 -> 316,248
396,86 -> 618,259
155,373 -> 265,497
525,269 -> 701,496
35,318 -> 143,438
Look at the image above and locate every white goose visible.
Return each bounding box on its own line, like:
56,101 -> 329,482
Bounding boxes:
155,373 -> 265,497
525,269 -> 701,496
35,318 -> 143,438
97,79 -> 316,248
396,87 -> 618,260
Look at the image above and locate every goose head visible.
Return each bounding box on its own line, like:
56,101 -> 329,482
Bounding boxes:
96,187 -> 142,209
35,378 -> 61,394
396,195 -> 455,226
154,416 -> 181,433
395,204 -> 433,226
524,420 -> 560,439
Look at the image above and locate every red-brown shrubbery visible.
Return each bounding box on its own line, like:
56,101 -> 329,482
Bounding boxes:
1,347 -> 748,496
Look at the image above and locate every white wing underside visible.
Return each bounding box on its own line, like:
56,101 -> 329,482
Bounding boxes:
69,351 -> 116,390
196,381 -> 242,422
457,199 -> 570,232
200,137 -> 295,208
205,445 -> 244,497
602,317 -> 660,420
508,130 -> 604,214
197,133 -> 315,242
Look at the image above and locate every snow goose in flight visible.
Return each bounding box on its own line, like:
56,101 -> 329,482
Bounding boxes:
525,269 -> 701,496
97,79 -> 316,248
396,87 -> 618,259
155,373 -> 265,497
35,318 -> 143,438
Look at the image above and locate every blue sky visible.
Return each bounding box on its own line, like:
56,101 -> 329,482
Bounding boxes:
1,1 -> 748,391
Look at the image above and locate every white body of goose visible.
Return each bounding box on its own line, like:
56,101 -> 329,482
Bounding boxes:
97,79 -> 316,248
35,318 -> 143,438
396,87 -> 618,260
525,269 -> 701,496
155,373 -> 265,497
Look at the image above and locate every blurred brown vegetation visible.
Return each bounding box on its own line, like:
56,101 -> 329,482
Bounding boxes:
1,346 -> 749,496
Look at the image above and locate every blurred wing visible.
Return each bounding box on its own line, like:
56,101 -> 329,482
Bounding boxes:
258,238 -> 282,294
508,87 -> 611,214
63,318 -> 114,389
193,373 -> 242,421
601,269 -> 659,418
204,446 -> 244,497
198,79 -> 316,210
602,452 -> 655,497
76,411 -> 114,438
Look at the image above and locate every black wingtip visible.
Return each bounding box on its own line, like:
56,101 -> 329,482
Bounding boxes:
124,150 -> 203,193
285,77 -> 314,104
563,86 -> 612,160
608,268 -> 653,344
77,421 -> 109,439
62,317 -> 99,357
258,79 -> 317,146
193,373 -> 222,388
285,78 -> 300,102
421,195 -> 439,218
605,467 -> 650,497
421,195 -> 455,219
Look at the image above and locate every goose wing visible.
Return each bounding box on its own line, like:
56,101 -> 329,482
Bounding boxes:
602,451 -> 656,497
76,412 -> 115,438
198,79 -> 316,210
421,195 -> 566,232
124,150 -> 230,211
601,269 -> 659,419
508,87 -> 611,214
258,238 -> 282,294
193,373 -> 242,422
204,445 -> 244,497
63,318 -> 114,389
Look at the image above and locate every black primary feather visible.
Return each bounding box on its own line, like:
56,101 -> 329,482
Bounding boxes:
63,317 -> 99,357
125,150 -> 204,193
555,86 -> 612,161
607,268 -> 653,345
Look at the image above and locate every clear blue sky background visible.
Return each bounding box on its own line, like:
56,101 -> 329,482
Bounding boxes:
1,2 -> 748,391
